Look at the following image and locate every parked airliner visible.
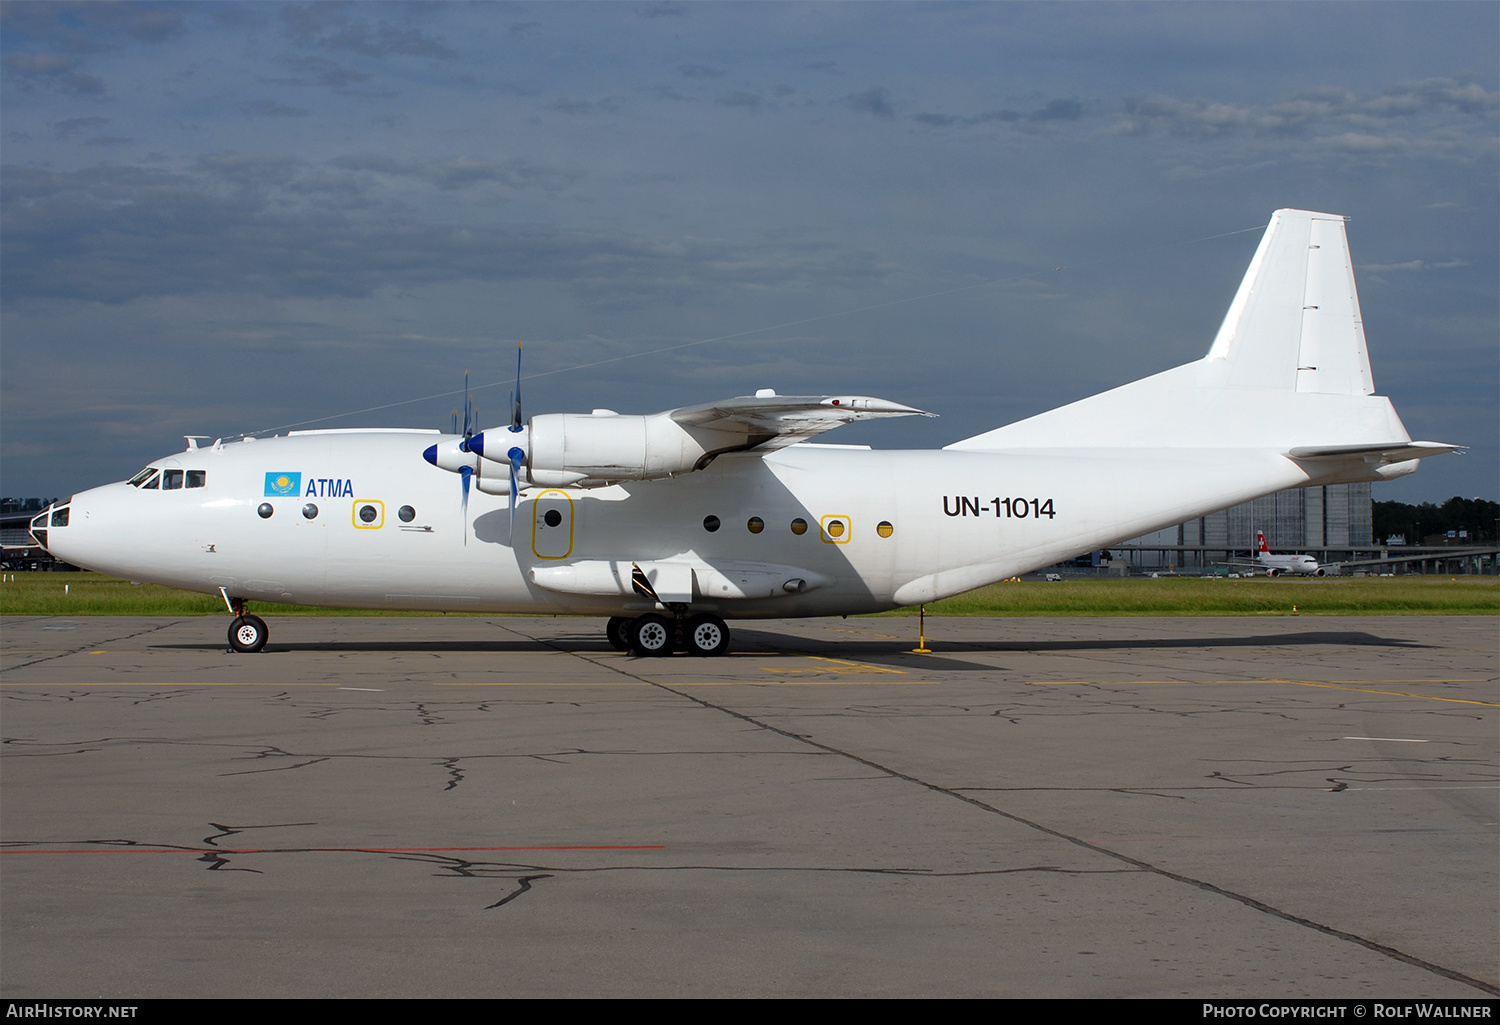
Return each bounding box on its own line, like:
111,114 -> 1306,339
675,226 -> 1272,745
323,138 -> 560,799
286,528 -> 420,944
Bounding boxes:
32,210 -> 1453,655
1255,531 -> 1325,576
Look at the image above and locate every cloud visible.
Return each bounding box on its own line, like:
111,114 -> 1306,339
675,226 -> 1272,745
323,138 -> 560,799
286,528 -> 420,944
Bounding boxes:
329,153 -> 582,193
638,3 -> 687,19
53,116 -> 110,140
243,100 -> 312,118
1359,259 -> 1471,273
677,64 -> 723,79
546,96 -> 624,116
913,108 -> 1023,128
272,55 -> 372,89
1113,77 -> 1497,158
1029,97 -> 1085,123
4,51 -> 106,95
0,1 -> 185,47
0,163 -> 885,310
841,87 -> 895,120
281,4 -> 456,60
715,91 -> 763,112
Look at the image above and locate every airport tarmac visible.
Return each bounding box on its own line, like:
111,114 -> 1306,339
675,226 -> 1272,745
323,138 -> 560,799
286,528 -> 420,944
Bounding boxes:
1,614 -> 1495,998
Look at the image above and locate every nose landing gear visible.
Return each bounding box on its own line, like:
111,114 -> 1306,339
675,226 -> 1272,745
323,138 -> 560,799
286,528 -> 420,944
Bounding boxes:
229,614 -> 269,653
222,591 -> 268,653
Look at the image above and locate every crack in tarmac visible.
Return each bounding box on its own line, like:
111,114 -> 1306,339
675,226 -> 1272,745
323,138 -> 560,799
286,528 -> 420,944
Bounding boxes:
493,619 -> 1500,997
0,620 -> 182,673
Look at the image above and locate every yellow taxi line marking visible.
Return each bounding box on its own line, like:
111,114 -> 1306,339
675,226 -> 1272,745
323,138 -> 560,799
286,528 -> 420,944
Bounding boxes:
676,680 -> 937,687
1259,679 -> 1499,706
437,681 -> 649,686
757,656 -> 906,676
1027,678 -> 1497,706
439,680 -> 937,687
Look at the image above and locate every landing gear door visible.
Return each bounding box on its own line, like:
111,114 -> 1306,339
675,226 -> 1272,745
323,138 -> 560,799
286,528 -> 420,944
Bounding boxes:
531,490 -> 575,560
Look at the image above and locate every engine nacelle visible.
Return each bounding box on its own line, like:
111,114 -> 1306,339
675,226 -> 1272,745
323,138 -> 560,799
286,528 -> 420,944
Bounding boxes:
472,412 -> 745,488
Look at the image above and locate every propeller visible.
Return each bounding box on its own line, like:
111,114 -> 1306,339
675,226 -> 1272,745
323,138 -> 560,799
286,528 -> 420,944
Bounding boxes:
507,342 -> 524,538
454,371 -> 478,543
426,354 -> 524,544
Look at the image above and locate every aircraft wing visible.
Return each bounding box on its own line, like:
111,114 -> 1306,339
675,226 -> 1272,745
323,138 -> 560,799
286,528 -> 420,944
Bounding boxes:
669,394 -> 935,450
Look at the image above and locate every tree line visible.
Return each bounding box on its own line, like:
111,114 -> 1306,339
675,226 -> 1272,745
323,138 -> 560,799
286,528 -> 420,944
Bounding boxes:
1373,497 -> 1499,544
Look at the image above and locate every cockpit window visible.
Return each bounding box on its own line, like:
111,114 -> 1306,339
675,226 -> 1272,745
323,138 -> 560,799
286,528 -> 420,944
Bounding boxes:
162,469 -> 184,490
140,471 -> 160,490
186,470 -> 206,488
127,467 -> 157,487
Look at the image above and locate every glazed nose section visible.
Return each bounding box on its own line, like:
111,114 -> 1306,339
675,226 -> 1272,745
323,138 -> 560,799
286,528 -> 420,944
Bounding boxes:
27,499 -> 71,552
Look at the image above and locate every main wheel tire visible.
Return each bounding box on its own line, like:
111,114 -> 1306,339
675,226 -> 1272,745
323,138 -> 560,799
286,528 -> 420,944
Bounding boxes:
629,614 -> 674,657
228,614 -> 268,653
605,616 -> 632,651
684,614 -> 730,657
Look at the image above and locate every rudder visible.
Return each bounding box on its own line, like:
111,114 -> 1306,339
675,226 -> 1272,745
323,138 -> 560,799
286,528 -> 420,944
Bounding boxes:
1206,209 -> 1374,395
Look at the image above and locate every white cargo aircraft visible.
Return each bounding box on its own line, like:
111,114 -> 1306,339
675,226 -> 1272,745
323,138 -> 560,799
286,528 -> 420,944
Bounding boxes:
33,209 -> 1454,655
1255,531 -> 1325,576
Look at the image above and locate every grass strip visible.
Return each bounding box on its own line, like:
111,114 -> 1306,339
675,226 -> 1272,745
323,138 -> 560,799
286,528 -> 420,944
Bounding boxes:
0,572 -> 1493,618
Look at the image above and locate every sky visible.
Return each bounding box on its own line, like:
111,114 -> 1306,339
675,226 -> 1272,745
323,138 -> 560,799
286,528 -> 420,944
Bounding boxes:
3,1 -> 1496,505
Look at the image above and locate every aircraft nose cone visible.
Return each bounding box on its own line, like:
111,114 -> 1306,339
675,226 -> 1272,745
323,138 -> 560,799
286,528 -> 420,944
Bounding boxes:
422,444 -> 438,467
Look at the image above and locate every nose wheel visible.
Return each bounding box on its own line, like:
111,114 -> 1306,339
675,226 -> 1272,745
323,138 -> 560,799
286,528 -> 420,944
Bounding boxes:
228,614 -> 268,653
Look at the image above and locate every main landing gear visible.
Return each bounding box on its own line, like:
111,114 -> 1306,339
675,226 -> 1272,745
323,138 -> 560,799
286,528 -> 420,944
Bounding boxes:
224,594 -> 268,653
606,612 -> 731,657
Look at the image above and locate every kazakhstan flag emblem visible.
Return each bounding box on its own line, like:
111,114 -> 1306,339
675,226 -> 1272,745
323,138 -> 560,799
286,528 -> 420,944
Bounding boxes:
264,472 -> 301,497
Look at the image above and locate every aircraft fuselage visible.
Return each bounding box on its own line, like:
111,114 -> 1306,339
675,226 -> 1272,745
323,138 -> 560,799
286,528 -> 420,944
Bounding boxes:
44,428 -> 1311,618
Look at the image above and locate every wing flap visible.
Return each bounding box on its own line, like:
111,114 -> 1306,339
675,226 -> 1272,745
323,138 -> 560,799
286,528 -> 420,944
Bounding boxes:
670,394 -> 934,449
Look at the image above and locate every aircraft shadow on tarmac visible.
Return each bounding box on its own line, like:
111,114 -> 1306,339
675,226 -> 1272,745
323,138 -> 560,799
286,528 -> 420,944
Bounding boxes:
148,628 -> 1428,674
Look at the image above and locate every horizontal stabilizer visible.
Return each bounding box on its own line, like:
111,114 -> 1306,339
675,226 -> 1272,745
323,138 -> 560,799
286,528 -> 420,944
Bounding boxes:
1287,441 -> 1459,460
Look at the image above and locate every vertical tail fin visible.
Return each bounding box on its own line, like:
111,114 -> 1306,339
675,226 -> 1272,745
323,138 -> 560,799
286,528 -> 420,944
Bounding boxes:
1206,209 -> 1375,396
947,207 -> 1410,455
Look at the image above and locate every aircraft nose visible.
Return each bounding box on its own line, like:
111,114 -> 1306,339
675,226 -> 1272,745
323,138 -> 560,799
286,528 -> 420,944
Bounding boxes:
422,444 -> 438,467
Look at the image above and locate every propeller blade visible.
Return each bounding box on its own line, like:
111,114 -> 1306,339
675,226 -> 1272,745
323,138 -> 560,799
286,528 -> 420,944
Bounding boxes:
462,370 -> 473,438
507,445 -> 523,540
511,341 -> 523,431
459,465 -> 472,546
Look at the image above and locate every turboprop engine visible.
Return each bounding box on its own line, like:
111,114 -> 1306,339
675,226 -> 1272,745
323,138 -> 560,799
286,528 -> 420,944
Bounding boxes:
422,389 -> 933,498
468,410 -> 752,489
